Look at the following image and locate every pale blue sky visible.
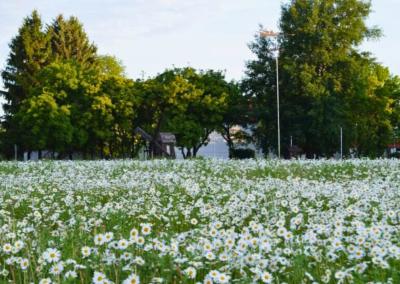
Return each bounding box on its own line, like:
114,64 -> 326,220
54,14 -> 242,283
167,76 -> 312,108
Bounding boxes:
0,0 -> 399,88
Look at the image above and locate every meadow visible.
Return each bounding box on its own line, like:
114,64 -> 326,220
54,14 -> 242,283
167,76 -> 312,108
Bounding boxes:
0,159 -> 399,284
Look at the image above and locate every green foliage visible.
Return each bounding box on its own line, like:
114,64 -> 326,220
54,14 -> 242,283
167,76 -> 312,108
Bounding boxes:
131,67 -> 237,158
96,55 -> 126,78
220,81 -> 251,155
133,68 -> 201,140
0,11 -> 138,159
1,10 -> 51,106
48,15 -> 97,66
3,3 -> 399,160
0,10 -> 51,156
243,0 -> 400,158
164,69 -> 231,158
18,91 -> 73,152
99,74 -> 137,158
0,11 -> 237,159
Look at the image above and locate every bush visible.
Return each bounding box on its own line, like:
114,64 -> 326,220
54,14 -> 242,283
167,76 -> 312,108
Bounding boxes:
230,148 -> 255,159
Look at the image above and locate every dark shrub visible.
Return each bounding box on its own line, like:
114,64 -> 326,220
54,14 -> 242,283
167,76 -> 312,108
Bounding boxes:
230,148 -> 255,159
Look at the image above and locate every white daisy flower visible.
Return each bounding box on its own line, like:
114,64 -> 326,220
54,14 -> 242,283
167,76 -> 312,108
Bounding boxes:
141,223 -> 152,236
122,273 -> 140,284
43,248 -> 61,263
104,232 -> 114,243
20,258 -> 29,270
261,271 -> 273,283
2,243 -> 12,254
81,246 -> 91,257
92,271 -> 107,284
118,239 -> 129,250
49,262 -> 64,275
185,267 -> 197,279
39,278 -> 52,284
94,234 -> 106,246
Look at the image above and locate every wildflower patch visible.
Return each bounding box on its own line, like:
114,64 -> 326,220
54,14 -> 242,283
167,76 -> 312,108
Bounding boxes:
0,159 -> 399,283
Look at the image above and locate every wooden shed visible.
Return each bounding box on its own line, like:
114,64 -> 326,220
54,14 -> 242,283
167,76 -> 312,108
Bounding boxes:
134,127 -> 176,159
156,132 -> 176,158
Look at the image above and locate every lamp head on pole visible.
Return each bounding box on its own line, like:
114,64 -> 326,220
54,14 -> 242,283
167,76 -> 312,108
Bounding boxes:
260,30 -> 280,53
260,30 -> 279,38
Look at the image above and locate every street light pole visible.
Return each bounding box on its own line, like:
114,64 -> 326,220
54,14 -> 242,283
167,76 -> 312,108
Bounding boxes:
275,55 -> 281,159
260,30 -> 281,158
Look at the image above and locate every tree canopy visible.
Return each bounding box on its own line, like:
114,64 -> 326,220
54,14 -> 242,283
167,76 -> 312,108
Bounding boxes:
0,11 -> 240,159
1,5 -> 399,160
242,0 -> 400,158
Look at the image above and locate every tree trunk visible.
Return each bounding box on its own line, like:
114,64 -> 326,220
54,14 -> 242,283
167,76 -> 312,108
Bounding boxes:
180,148 -> 186,159
192,146 -> 200,157
221,125 -> 235,158
183,148 -> 192,159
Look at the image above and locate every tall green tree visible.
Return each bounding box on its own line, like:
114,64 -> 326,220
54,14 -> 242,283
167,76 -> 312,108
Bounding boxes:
387,76 -> 400,143
16,60 -> 101,157
1,10 -> 51,157
17,91 -> 73,156
133,68 -> 234,158
134,68 -> 202,157
166,69 -> 230,158
243,0 -> 397,157
48,15 -> 97,66
1,12 -> 122,159
96,55 -> 136,158
216,78 -> 254,157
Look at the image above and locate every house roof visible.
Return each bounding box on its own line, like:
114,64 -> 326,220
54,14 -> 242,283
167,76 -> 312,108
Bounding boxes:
388,143 -> 400,148
158,132 -> 176,143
